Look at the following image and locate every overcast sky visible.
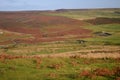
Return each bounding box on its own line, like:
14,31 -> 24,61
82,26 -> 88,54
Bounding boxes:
0,0 -> 120,11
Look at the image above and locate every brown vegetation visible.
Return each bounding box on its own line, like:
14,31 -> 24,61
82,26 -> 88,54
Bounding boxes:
93,68 -> 114,76
35,57 -> 42,69
0,12 -> 91,44
71,61 -> 79,67
84,17 -> 120,25
79,67 -> 120,79
79,70 -> 91,77
48,63 -> 63,69
47,73 -> 57,78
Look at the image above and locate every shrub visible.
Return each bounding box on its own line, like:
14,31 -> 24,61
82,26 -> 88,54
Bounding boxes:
35,57 -> 42,69
93,68 -> 114,76
48,63 -> 63,69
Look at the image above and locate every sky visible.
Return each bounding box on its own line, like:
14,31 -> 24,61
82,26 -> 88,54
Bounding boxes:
0,0 -> 120,11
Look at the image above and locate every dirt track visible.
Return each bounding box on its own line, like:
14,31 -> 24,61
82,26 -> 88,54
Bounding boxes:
0,50 -> 120,59
29,50 -> 120,58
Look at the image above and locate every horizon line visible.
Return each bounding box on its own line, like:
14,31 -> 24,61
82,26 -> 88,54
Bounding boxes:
0,8 -> 120,12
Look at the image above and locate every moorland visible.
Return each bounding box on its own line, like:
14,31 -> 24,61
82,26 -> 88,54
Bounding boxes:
0,8 -> 120,80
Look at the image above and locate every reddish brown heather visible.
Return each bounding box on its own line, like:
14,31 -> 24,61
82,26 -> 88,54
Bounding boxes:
0,12 -> 91,44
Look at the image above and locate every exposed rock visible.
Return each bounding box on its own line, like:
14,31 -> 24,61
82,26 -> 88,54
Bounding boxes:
77,40 -> 87,44
94,31 -> 112,36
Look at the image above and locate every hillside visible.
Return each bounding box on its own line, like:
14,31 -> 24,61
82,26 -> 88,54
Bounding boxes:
0,11 -> 92,44
0,8 -> 120,80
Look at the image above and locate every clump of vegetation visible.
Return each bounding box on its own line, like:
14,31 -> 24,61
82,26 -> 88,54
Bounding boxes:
34,57 -> 42,69
47,73 -> 58,79
48,63 -> 63,69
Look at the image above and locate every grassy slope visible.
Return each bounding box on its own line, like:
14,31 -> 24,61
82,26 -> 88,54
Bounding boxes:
43,9 -> 120,20
0,31 -> 32,42
41,9 -> 120,45
0,9 -> 120,55
0,58 -> 119,80
83,24 -> 120,45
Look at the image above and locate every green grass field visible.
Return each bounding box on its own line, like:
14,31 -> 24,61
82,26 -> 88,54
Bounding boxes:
0,58 -> 120,80
83,24 -> 120,45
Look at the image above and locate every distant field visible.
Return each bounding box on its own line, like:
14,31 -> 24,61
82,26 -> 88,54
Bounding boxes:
43,9 -> 120,20
0,9 -> 120,80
